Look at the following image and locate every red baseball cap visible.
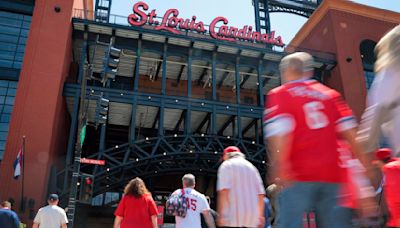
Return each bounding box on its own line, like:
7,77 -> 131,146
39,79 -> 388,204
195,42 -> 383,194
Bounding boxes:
223,146 -> 241,156
375,148 -> 394,161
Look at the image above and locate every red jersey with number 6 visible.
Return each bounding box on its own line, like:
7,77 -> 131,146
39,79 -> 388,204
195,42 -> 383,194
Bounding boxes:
263,80 -> 357,183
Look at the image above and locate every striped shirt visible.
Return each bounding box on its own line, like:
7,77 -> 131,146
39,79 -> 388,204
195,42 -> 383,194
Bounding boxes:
217,155 -> 265,227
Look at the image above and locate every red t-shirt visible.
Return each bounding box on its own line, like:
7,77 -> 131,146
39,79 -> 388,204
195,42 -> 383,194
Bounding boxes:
114,194 -> 158,228
383,160 -> 400,227
264,80 -> 356,182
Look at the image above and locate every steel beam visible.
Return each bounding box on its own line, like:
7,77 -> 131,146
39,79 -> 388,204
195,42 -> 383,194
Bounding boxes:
185,44 -> 193,134
130,37 -> 142,143
218,115 -> 235,135
196,68 -> 208,86
217,72 -> 229,88
152,108 -> 160,129
154,59 -> 162,81
174,110 -> 186,132
257,61 -> 265,106
235,57 -> 242,138
176,65 -> 185,84
211,51 -> 217,135
195,113 -> 211,133
242,119 -> 257,136
159,41 -> 168,136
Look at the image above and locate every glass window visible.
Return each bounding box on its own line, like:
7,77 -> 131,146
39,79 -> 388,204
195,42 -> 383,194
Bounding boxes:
0,11 -> 31,70
0,80 -> 18,160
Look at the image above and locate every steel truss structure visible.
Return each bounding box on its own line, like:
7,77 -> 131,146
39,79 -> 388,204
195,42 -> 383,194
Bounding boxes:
56,9 -> 335,206
253,0 -> 322,34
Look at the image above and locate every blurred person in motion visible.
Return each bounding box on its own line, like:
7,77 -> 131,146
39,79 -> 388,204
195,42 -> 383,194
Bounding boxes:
172,174 -> 215,228
0,201 -> 19,228
217,146 -> 265,228
372,148 -> 400,227
114,177 -> 158,228
358,25 -> 400,157
335,141 -> 376,228
264,52 -> 371,227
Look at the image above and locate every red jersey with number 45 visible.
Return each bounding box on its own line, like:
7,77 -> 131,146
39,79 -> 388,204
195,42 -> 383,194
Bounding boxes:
263,80 -> 357,183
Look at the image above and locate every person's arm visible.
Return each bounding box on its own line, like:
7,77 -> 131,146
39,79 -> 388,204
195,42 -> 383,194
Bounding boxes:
150,215 -> 158,228
146,196 -> 158,228
258,195 -> 265,228
113,216 -> 123,228
11,213 -> 19,228
33,210 -> 41,228
202,210 -> 216,228
266,134 -> 292,185
263,91 -> 294,185
217,189 -> 229,226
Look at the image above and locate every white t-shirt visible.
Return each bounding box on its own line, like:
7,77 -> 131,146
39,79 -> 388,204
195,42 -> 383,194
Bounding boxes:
173,188 -> 210,228
33,205 -> 68,228
217,156 -> 265,227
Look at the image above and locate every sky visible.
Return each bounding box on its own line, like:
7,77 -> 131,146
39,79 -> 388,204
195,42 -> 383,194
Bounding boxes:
109,0 -> 400,44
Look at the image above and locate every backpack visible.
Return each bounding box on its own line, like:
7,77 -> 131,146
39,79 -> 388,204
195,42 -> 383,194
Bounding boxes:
166,189 -> 188,218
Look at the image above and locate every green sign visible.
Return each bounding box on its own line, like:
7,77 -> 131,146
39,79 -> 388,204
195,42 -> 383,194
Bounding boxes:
80,124 -> 87,146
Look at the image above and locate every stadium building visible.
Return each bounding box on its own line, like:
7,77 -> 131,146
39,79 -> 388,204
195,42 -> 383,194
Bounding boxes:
0,0 -> 398,226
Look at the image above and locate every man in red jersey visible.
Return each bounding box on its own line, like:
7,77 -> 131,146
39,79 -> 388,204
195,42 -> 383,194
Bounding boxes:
264,52 -> 369,227
373,148 -> 400,228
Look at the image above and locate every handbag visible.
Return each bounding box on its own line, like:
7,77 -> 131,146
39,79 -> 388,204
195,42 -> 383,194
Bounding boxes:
166,188 -> 188,218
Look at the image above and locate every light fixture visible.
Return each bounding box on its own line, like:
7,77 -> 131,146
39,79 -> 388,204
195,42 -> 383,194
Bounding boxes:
175,99 -> 179,103
120,93 -> 124,96
252,141 -> 255,144
106,168 -> 110,172
115,145 -> 119,148
189,150 -> 193,153
174,134 -> 178,137
163,152 -> 167,156
136,158 -> 139,162
77,182 -> 80,186
145,137 -> 149,140
201,133 -> 204,137
227,136 -> 231,139
214,151 -> 218,154
148,96 -> 152,100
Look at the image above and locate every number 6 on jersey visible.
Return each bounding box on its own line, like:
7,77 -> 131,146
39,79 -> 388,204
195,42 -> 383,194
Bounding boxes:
303,101 -> 329,129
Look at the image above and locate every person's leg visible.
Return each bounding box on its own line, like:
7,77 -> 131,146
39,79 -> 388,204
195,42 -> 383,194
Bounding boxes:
278,182 -> 315,228
333,206 -> 354,228
314,183 -> 340,228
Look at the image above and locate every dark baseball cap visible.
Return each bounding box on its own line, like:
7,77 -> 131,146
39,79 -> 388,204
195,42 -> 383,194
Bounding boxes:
48,194 -> 59,201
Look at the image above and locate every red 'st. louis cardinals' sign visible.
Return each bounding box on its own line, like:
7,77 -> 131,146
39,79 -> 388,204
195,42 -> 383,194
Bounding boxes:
128,1 -> 284,47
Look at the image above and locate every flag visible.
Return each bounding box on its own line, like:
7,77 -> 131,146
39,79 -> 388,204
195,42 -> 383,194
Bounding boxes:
13,148 -> 23,179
